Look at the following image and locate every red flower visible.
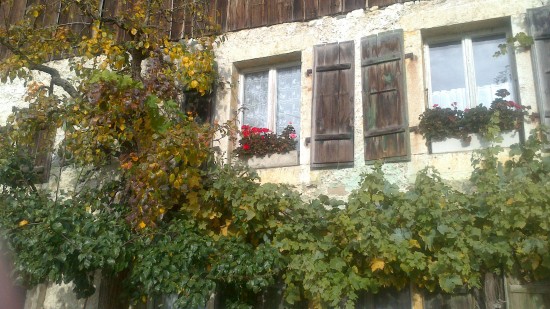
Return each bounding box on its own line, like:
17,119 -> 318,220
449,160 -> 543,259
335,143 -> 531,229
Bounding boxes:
243,144 -> 250,150
433,104 -> 439,108
508,101 -> 522,110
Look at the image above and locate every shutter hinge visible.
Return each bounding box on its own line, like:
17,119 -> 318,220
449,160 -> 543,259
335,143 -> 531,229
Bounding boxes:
305,137 -> 311,146
405,52 -> 414,60
306,69 -> 313,76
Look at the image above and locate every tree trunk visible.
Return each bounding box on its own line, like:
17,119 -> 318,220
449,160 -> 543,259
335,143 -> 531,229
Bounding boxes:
97,271 -> 129,309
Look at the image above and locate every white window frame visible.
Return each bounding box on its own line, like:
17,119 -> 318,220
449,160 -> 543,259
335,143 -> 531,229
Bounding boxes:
238,62 -> 301,134
424,28 -> 517,109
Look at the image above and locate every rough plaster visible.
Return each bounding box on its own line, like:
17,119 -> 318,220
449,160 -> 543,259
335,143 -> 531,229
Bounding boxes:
0,0 -> 548,308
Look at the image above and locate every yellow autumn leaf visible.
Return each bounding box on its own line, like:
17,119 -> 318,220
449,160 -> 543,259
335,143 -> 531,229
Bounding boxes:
18,220 -> 29,227
131,28 -> 138,36
370,258 -> 385,272
409,239 -> 421,249
190,80 -> 198,88
32,10 -> 39,17
220,219 -> 232,236
506,198 -> 514,205
138,221 -> 146,229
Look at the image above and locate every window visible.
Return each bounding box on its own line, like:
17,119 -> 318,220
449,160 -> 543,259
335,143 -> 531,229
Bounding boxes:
426,32 -> 517,110
528,6 -> 550,136
240,64 -> 301,137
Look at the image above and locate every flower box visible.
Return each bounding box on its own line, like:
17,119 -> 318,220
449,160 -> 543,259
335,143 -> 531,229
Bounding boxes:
245,150 -> 299,169
430,131 -> 520,154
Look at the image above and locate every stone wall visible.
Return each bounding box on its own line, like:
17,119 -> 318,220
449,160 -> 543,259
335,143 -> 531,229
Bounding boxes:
213,0 -> 547,200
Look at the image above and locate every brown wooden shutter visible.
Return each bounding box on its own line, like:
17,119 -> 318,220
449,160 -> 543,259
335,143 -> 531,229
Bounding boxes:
311,41 -> 354,168
32,128 -> 53,184
361,29 -> 409,162
528,5 -> 550,133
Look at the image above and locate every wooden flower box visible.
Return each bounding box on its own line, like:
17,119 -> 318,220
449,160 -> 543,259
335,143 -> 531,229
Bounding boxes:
245,150 -> 299,169
430,131 -> 520,154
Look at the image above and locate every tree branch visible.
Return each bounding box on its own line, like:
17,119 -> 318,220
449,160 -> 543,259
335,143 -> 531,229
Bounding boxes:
29,64 -> 79,98
0,38 -> 80,98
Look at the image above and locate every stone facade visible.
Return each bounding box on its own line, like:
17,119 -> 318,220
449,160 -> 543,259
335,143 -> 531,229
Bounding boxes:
1,0 -> 549,308
214,0 -> 547,201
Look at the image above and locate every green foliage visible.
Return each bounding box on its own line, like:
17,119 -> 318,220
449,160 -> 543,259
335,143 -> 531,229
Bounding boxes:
275,129 -> 550,307
0,185 -> 133,299
494,32 -> 535,57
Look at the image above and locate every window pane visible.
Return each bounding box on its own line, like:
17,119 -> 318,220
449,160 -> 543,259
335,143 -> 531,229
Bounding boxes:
473,35 -> 515,105
243,71 -> 269,129
276,66 -> 301,137
429,41 -> 468,110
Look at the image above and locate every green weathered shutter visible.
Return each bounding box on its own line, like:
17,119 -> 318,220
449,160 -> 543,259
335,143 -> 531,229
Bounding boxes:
311,41 -> 354,168
361,29 -> 409,162
528,5 -> 550,135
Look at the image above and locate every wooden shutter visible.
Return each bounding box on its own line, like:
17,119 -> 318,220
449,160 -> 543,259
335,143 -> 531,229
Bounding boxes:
528,6 -> 550,134
361,29 -> 409,162
311,41 -> 354,168
32,128 -> 53,184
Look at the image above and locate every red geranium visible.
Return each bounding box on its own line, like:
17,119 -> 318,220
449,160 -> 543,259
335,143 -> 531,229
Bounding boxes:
235,124 -> 297,159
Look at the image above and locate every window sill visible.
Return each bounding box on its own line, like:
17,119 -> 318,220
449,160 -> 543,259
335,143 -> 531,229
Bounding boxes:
430,131 -> 520,154
244,150 -> 299,169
